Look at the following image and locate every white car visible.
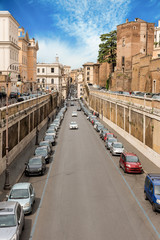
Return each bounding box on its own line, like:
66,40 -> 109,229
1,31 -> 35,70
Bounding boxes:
110,142 -> 124,156
69,121 -> 78,129
72,111 -> 78,117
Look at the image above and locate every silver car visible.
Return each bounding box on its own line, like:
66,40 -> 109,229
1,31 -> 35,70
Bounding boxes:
7,182 -> 35,215
110,142 -> 124,156
105,137 -> 117,150
0,201 -> 25,240
69,121 -> 78,129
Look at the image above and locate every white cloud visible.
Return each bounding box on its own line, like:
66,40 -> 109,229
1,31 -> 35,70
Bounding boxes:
33,0 -> 131,68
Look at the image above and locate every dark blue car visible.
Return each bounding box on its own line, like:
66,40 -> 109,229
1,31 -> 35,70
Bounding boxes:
144,174 -> 160,212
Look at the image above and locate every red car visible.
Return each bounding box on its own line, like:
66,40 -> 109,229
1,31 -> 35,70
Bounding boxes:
104,132 -> 114,141
119,152 -> 143,173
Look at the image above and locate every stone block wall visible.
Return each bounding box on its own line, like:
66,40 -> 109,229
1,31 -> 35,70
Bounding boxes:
89,91 -> 160,157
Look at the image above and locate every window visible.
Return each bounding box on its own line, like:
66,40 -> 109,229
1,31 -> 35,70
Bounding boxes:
87,72 -> 89,75
37,68 -> 40,73
87,77 -> 89,81
51,78 -> 54,84
145,177 -> 150,188
42,68 -> 45,73
133,26 -> 136,30
42,78 -> 45,83
51,68 -> 54,73
37,79 -> 40,83
87,67 -> 90,70
143,49 -> 146,52
158,54 -> 160,58
149,183 -> 153,194
122,38 -> 125,47
122,56 -> 125,66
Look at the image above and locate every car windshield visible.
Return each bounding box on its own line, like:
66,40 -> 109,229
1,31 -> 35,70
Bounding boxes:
47,129 -> 55,133
126,156 -> 139,162
155,185 -> 160,195
35,149 -> 47,156
113,143 -> 123,148
108,138 -> 117,142
45,136 -> 53,140
10,189 -> 29,199
29,158 -> 41,165
0,214 -> 16,227
40,142 -> 48,147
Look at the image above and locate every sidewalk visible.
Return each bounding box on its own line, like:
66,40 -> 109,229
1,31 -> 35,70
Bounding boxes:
0,123 -> 48,201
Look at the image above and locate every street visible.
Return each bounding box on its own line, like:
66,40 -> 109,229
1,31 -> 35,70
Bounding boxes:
20,101 -> 160,240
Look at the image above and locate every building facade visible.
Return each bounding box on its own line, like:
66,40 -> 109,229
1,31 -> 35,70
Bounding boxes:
153,20 -> 160,59
77,71 -> 84,99
27,38 -> 39,92
37,57 -> 63,93
0,11 -> 20,94
112,18 -> 154,91
62,65 -> 71,99
83,62 -> 94,85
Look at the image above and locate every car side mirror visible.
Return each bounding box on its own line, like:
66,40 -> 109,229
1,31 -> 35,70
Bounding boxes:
31,194 -> 34,198
25,163 -> 28,165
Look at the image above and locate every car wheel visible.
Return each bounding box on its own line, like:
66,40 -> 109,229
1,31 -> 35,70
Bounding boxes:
41,170 -> 44,176
152,203 -> 156,212
144,192 -> 148,200
25,172 -> 29,177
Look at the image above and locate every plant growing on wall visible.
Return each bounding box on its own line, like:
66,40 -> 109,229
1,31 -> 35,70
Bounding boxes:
106,74 -> 111,90
98,30 -> 117,72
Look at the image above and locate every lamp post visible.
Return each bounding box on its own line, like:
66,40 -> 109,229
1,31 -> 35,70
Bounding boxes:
4,63 -> 18,189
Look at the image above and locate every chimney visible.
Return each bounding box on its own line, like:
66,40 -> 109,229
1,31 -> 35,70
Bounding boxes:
126,19 -> 129,23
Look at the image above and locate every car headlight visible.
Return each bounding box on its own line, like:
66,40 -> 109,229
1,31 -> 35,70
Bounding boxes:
139,164 -> 142,168
24,202 -> 30,208
10,234 -> 17,240
38,167 -> 42,171
126,164 -> 131,167
45,156 -> 48,159
156,199 -> 160,204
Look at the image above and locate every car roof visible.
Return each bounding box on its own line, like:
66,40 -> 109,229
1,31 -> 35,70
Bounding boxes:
0,201 -> 17,210
36,146 -> 48,149
147,174 -> 160,184
123,152 -> 137,156
11,182 -> 31,190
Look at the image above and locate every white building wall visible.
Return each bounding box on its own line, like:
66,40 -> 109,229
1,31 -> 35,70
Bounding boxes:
0,11 -> 20,92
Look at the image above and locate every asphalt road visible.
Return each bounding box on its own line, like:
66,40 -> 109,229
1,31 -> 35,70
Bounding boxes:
20,102 -> 160,240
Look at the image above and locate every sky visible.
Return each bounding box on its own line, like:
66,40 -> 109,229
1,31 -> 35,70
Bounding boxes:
0,0 -> 160,69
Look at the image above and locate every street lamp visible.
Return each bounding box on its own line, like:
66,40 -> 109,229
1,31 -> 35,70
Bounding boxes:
4,62 -> 22,190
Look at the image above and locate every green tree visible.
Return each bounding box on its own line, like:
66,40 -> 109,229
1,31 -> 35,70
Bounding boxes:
98,30 -> 117,72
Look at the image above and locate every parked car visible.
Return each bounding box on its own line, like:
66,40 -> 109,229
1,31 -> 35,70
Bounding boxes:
72,111 -> 78,117
46,128 -> 56,138
35,146 -> 51,163
119,152 -> 143,173
0,92 -> 6,99
70,102 -> 74,106
105,137 -> 117,150
44,135 -> 55,146
69,121 -> 78,129
7,182 -> 35,214
25,156 -> 46,176
0,201 -> 25,239
39,140 -> 52,153
144,174 -> 160,212
110,142 -> 124,156
9,92 -> 17,98
104,132 -> 114,141
77,106 -> 81,111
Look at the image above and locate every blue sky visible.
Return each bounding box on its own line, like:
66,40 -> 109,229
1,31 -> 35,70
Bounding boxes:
0,0 -> 160,69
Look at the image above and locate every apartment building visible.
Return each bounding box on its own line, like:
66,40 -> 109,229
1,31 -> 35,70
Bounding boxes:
37,57 -> 63,93
83,62 -> 94,85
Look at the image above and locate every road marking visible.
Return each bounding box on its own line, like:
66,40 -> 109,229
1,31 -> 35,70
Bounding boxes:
105,149 -> 160,239
29,156 -> 54,240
